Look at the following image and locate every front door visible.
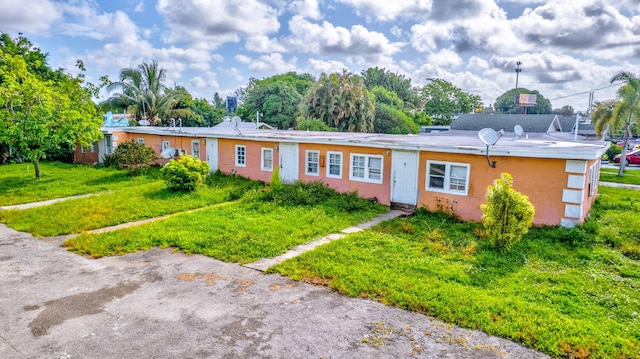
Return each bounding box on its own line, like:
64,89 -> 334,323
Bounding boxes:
279,142 -> 299,183
391,150 -> 419,205
206,138 -> 218,172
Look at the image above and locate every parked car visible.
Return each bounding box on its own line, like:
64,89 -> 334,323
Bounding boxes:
614,149 -> 640,165
616,139 -> 640,150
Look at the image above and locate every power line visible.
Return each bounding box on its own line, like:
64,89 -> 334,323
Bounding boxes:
550,83 -> 619,101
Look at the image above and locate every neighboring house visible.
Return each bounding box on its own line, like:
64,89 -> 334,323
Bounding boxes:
76,117 -> 609,227
452,114 -> 562,134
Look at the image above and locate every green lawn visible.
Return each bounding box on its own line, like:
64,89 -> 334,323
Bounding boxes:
64,190 -> 386,264
271,190 -> 640,358
0,161 -> 138,206
600,167 -> 640,185
0,172 -> 259,237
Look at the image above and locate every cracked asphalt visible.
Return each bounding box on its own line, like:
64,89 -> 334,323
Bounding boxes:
0,223 -> 548,359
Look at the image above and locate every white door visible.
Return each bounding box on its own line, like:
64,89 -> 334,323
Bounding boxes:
391,150 -> 419,205
279,142 -> 299,183
206,138 -> 218,172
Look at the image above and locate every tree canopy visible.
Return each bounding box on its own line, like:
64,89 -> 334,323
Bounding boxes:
421,78 -> 483,125
494,88 -> 552,114
0,33 -> 102,177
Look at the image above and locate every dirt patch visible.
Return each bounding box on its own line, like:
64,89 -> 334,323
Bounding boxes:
28,281 -> 141,336
176,272 -> 227,286
269,284 -> 293,291
236,279 -> 252,292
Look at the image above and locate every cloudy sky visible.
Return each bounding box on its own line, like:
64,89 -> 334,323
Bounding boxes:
2,0 -> 639,112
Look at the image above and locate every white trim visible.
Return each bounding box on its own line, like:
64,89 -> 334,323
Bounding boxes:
560,219 -> 579,228
349,153 -> 383,184
565,160 -> 587,174
564,204 -> 583,219
426,160 -> 470,196
305,150 -> 320,176
326,151 -> 342,179
235,145 -> 246,167
162,140 -> 171,150
562,189 -> 584,204
261,148 -> 273,171
567,175 -> 585,189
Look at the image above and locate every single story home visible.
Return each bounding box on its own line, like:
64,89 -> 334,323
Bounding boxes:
75,115 -> 609,228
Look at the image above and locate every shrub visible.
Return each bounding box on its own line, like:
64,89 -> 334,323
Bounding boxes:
481,173 -> 535,250
109,141 -> 158,175
605,144 -> 622,161
161,155 -> 210,192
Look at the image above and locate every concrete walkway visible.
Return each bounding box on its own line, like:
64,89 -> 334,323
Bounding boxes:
0,192 -> 103,211
245,209 -> 413,271
600,181 -> 640,190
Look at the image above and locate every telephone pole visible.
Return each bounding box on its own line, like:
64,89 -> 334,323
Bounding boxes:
515,61 -> 522,89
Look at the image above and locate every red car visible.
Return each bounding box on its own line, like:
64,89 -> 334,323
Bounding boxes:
614,149 -> 640,165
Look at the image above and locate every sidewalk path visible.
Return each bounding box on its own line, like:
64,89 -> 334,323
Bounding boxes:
599,181 -> 640,190
245,209 -> 413,271
0,193 -> 103,211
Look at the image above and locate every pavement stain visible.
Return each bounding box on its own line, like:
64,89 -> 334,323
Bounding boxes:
28,281 -> 141,337
176,272 -> 227,286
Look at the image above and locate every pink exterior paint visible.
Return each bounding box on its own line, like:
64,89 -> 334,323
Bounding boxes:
217,139 -> 279,183
298,143 -> 391,205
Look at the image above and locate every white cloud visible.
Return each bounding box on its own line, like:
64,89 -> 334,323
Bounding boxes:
234,55 -> 252,64
390,26 -> 403,38
427,48 -> 463,69
190,72 -> 219,88
306,58 -> 348,74
467,56 -> 490,70
134,1 -> 144,12
156,0 -> 280,49
289,0 -> 322,20
248,53 -> 298,73
335,0 -> 433,21
245,35 -> 287,53
0,0 -> 62,33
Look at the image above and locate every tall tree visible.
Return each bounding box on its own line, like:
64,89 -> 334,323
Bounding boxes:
593,72 -> 640,176
105,61 -> 185,125
361,67 -> 420,108
421,78 -> 482,125
301,70 -> 375,132
212,92 -> 225,109
494,88 -> 552,114
0,50 -> 102,178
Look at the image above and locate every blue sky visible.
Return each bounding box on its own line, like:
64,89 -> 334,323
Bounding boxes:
2,0 -> 639,111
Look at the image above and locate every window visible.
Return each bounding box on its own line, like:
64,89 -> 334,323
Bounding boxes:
350,154 -> 383,183
105,135 -> 113,154
90,142 -> 97,153
306,150 -> 320,175
426,161 -> 470,195
235,145 -> 246,167
162,141 -> 170,150
261,148 -> 273,171
588,162 -> 598,197
192,140 -> 200,159
326,151 -> 342,178
81,145 -> 87,154
137,138 -> 144,144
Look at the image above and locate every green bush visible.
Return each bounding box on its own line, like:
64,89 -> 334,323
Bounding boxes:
161,155 -> 210,192
605,144 -> 622,161
481,173 -> 535,250
109,141 -> 158,175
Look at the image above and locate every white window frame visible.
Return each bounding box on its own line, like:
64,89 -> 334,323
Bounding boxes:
305,150 -> 320,176
425,160 -> 470,196
90,142 -> 97,153
81,145 -> 87,154
137,138 -> 144,144
349,153 -> 383,184
261,148 -> 273,171
235,145 -> 246,167
191,140 -> 200,159
162,141 -> 170,150
326,151 -> 342,179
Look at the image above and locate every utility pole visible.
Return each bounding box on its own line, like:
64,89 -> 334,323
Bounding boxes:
515,61 -> 522,89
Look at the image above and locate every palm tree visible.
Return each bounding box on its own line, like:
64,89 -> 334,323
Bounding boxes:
106,61 -> 190,125
594,72 -> 640,176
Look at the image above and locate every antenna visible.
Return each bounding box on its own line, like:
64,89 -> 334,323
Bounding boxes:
478,128 -> 504,167
514,125 -> 524,137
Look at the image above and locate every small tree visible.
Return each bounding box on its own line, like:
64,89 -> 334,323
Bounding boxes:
161,154 -> 210,192
108,141 -> 157,175
481,173 -> 535,250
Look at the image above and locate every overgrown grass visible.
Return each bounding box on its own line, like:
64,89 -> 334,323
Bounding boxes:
272,207 -> 640,358
600,167 -> 640,185
0,161 -> 139,206
64,184 -> 386,263
0,172 -> 261,237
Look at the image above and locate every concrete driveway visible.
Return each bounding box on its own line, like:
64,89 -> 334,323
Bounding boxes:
0,224 -> 547,359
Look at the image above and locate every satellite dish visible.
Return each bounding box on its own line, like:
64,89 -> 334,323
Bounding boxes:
478,128 -> 499,146
514,125 -> 524,137
231,116 -> 242,124
160,147 -> 176,159
139,119 -> 150,126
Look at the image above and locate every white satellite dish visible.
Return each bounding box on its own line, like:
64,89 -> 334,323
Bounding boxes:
160,147 -> 176,159
514,125 -> 524,137
478,128 -> 499,145
139,119 -> 150,126
231,116 -> 242,124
